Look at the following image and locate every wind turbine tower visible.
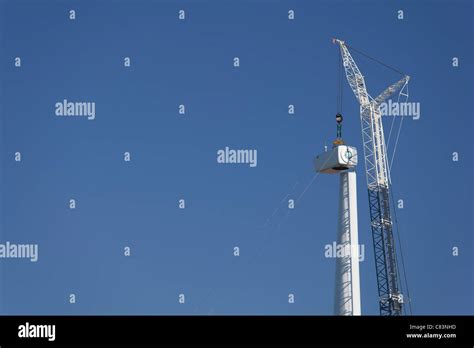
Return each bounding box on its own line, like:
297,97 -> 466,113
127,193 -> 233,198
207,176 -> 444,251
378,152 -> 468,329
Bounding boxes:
314,114 -> 361,315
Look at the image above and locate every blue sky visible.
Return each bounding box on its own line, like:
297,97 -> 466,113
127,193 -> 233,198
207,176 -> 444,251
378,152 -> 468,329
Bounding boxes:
0,0 -> 472,315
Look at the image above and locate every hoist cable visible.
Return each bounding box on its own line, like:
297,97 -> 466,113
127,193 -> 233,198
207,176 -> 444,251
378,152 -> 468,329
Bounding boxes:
389,187 -> 413,315
346,43 -> 406,76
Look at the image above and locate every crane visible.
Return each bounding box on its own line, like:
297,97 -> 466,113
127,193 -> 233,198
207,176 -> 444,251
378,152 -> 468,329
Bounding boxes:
333,38 -> 409,315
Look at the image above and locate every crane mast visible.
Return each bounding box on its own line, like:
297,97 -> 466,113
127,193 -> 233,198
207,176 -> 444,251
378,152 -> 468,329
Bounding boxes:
333,39 -> 409,315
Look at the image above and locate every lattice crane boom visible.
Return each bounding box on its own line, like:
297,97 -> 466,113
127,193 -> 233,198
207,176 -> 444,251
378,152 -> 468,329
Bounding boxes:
333,38 -> 409,316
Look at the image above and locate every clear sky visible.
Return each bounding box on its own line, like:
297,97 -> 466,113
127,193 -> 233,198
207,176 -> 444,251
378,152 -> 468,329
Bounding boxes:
0,0 -> 472,315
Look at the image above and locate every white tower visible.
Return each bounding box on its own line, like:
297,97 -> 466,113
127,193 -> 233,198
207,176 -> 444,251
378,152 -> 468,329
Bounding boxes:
315,141 -> 361,316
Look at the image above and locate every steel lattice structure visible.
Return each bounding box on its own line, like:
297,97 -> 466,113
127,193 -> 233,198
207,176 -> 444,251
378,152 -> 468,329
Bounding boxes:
333,39 -> 409,315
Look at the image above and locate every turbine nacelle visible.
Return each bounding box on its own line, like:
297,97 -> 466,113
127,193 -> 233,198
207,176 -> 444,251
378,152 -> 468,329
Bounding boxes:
314,145 -> 358,174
